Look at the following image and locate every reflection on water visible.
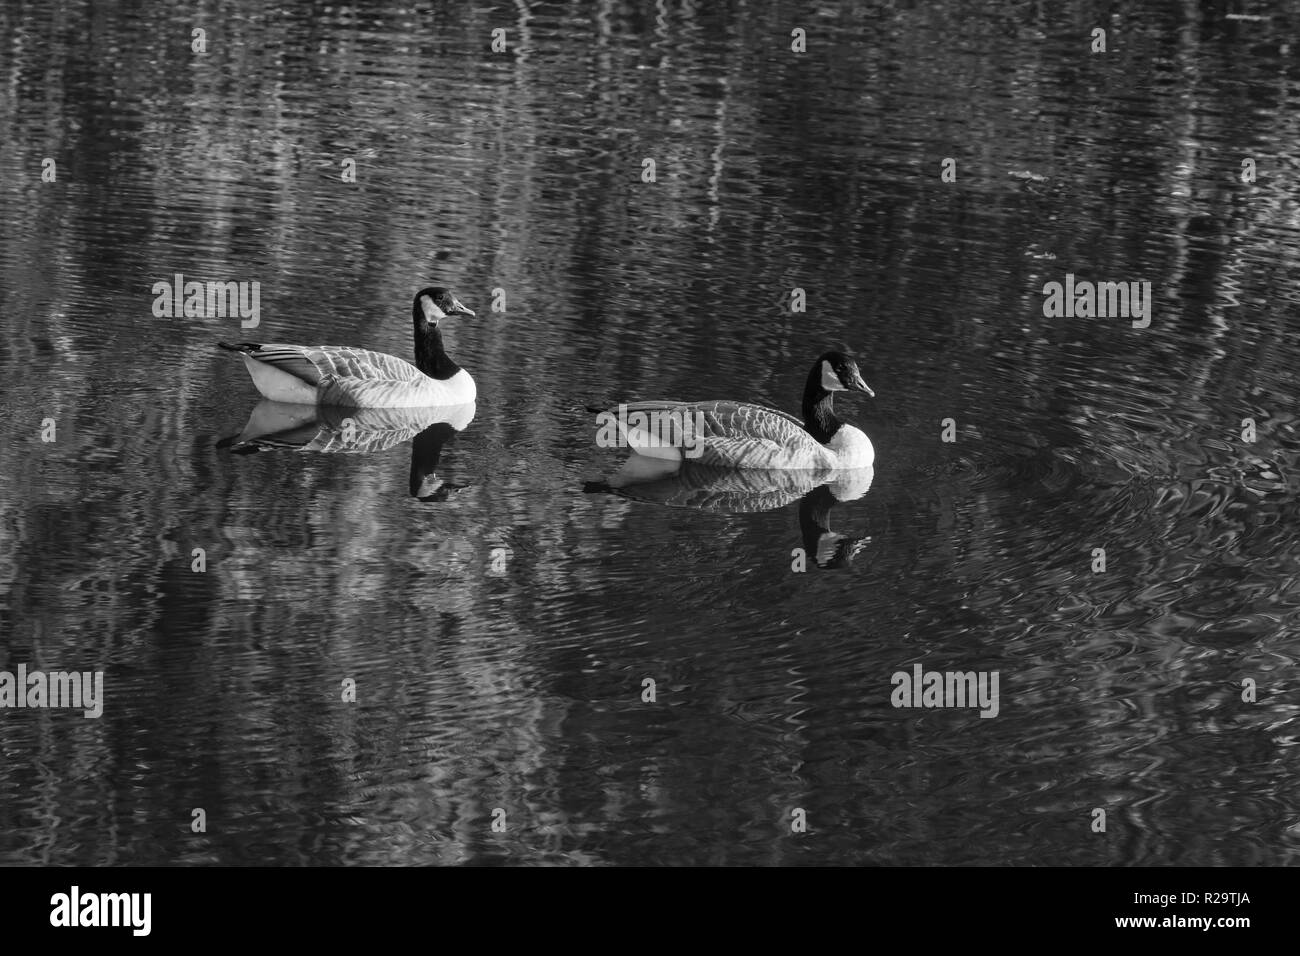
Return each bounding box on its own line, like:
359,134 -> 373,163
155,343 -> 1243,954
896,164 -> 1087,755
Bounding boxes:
587,458 -> 874,570
220,400 -> 475,500
0,0 -> 1299,865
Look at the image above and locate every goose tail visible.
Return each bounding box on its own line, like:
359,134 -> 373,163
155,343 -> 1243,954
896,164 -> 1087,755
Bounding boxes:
220,342 -> 320,403
215,434 -> 261,455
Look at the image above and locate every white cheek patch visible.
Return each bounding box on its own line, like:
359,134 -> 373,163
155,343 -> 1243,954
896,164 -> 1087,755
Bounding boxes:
821,360 -> 845,392
421,296 -> 446,322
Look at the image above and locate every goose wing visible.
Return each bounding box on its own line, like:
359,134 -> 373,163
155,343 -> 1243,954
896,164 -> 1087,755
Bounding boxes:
244,344 -> 423,385
245,344 -> 438,407
615,400 -> 836,469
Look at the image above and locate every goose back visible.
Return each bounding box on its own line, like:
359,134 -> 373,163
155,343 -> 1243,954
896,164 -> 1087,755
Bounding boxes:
616,399 -> 839,469
240,343 -> 474,407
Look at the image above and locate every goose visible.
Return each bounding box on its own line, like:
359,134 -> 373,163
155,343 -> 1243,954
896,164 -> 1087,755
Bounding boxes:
219,287 -> 476,408
603,351 -> 876,470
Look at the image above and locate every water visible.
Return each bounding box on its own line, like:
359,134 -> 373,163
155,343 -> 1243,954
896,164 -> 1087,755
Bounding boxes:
1,0 -> 1298,866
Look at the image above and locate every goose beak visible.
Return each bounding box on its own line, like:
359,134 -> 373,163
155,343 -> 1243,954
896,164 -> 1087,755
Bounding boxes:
451,297 -> 475,317
849,371 -> 875,397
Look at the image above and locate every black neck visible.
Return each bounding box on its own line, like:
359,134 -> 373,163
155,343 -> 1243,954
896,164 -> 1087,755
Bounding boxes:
409,422 -> 457,498
413,312 -> 461,380
801,366 -> 841,443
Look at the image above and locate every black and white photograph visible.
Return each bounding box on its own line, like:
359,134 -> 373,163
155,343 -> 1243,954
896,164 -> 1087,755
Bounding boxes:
0,0 -> 1294,922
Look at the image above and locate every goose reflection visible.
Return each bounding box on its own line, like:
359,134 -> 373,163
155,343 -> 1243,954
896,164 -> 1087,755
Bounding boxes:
218,400 -> 474,501
584,457 -> 872,569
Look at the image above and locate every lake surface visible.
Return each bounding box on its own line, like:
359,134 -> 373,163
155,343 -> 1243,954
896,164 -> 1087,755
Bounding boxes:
1,0 -> 1298,866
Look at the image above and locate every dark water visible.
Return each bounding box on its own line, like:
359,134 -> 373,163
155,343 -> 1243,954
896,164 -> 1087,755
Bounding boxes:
1,0 -> 1298,866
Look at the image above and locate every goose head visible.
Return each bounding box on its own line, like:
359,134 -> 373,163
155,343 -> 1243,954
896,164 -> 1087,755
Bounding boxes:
801,351 -> 874,444
413,286 -> 475,327
412,286 -> 475,379
813,351 -> 874,397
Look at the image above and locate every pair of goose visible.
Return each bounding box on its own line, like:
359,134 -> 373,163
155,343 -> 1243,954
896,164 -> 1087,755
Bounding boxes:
219,287 -> 876,471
